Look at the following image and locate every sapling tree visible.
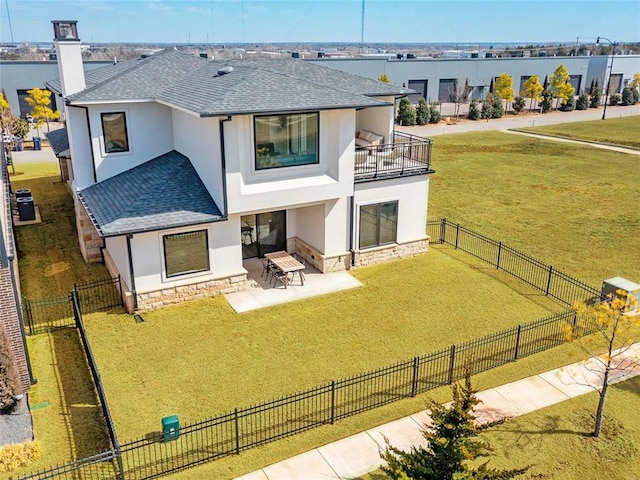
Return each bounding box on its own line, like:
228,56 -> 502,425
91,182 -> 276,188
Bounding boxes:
25,88 -> 60,135
589,87 -> 602,108
523,75 -> 543,111
416,98 -> 429,125
381,368 -> 530,479
397,97 -> 416,126
494,73 -> 515,113
550,64 -> 575,109
563,291 -> 640,437
378,73 -> 391,84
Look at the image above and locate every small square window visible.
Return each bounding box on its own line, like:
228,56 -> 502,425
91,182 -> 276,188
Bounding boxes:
101,112 -> 129,153
163,230 -> 209,278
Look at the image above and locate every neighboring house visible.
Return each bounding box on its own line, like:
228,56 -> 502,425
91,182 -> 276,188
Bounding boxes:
1,143 -> 32,392
47,21 -> 434,312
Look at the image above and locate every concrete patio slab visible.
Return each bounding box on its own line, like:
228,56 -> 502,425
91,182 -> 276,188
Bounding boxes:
261,449 -> 339,480
492,375 -> 570,414
317,431 -> 382,479
225,258 -> 363,312
367,415 -> 427,453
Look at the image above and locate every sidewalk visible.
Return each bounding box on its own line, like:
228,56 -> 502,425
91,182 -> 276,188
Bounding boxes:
237,342 -> 640,480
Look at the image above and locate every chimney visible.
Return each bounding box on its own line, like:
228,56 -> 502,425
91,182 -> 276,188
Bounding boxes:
52,20 -> 86,96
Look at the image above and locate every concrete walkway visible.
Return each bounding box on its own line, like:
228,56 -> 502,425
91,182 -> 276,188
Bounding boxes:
237,342 -> 640,480
502,129 -> 640,156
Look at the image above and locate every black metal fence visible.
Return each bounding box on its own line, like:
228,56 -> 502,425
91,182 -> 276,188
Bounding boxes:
23,276 -> 123,335
16,308 -> 599,480
427,218 -> 600,307
16,220 -> 602,480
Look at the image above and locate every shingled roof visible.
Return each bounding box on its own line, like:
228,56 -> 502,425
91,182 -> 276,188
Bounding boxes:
44,127 -> 69,156
59,49 -> 410,116
78,151 -> 223,237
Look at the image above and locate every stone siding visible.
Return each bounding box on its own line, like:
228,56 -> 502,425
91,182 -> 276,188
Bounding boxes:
353,237 -> 429,267
289,237 -> 350,273
74,196 -> 103,263
134,273 -> 248,312
0,266 -> 30,392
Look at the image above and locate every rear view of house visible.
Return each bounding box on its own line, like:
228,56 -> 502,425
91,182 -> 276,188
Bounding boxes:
47,20 -> 434,312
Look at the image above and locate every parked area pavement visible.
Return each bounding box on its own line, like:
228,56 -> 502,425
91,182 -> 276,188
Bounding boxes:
0,397 -> 34,447
237,342 -> 640,480
398,104 -> 639,137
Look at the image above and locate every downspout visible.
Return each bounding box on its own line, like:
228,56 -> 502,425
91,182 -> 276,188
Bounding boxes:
218,116 -> 232,217
349,195 -> 356,267
67,104 -> 97,184
126,234 -> 138,312
8,256 -> 35,385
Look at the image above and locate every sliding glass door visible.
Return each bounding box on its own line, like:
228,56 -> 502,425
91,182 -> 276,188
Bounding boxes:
241,210 -> 287,259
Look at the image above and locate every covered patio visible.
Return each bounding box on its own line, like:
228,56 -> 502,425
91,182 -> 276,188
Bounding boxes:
225,258 -> 362,312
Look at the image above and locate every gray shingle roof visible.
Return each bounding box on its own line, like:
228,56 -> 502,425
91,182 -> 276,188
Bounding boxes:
44,127 -> 69,156
78,150 -> 223,237
64,49 -> 409,116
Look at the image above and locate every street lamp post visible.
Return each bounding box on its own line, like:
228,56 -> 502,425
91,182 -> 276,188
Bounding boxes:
597,36 -> 617,120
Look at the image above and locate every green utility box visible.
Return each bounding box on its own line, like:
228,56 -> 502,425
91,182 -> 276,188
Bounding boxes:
162,415 -> 180,441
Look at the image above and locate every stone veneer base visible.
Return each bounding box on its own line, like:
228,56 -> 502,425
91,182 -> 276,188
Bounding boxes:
353,237 -> 429,267
74,195 -> 103,263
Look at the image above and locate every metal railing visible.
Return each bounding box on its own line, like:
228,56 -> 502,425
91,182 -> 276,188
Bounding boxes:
23,276 -> 123,335
354,131 -> 432,182
427,219 -> 600,306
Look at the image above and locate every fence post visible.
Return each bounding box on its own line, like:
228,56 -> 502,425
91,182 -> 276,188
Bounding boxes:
455,224 -> 460,249
513,324 -> 522,360
496,241 -> 502,270
330,380 -> 336,424
411,356 -> 419,397
439,218 -> 446,244
71,291 -> 81,327
447,345 -> 456,384
545,265 -> 553,295
23,298 -> 34,336
234,408 -> 240,455
115,446 -> 125,480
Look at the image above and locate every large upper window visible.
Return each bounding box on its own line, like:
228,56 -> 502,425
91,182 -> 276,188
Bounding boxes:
359,201 -> 398,249
101,112 -> 129,153
254,113 -> 318,170
163,230 -> 209,278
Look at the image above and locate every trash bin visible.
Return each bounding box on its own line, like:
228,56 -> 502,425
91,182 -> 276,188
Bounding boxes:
13,138 -> 23,151
15,189 -> 31,199
161,415 -> 180,441
17,197 -> 36,221
33,137 -> 42,150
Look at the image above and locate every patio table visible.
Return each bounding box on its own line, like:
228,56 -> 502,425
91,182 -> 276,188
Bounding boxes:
264,251 -> 305,288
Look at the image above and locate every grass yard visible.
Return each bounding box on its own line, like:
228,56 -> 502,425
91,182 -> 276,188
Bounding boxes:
428,128 -> 640,285
10,161 -> 110,297
521,115 -> 640,149
8,330 -> 111,478
85,246 -> 561,442
355,375 -> 640,480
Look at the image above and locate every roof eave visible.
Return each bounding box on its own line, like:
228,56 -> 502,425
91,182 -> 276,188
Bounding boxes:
100,216 -> 228,238
199,101 -> 392,118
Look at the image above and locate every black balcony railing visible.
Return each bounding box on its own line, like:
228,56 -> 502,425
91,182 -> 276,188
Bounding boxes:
354,131 -> 433,182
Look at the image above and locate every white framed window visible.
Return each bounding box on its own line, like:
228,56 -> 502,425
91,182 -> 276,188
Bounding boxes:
254,112 -> 319,170
359,201 -> 398,249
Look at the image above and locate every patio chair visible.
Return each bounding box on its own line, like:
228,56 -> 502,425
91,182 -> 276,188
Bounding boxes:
261,258 -> 270,280
270,265 -> 290,288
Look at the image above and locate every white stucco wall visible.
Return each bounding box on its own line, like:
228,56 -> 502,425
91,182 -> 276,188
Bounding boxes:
324,197 -> 350,255
86,102 -> 174,182
104,235 -> 130,289
129,221 -> 242,294
172,111 -> 225,211
288,203 -> 326,252
356,99 -> 395,144
224,109 -> 355,215
354,176 -> 429,247
67,105 -> 94,192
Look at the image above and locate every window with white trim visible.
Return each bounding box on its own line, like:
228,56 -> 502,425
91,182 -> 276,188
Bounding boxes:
254,112 -> 319,170
101,112 -> 129,153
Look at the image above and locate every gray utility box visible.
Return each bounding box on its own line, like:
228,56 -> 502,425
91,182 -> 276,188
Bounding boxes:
601,277 -> 640,309
17,197 -> 36,221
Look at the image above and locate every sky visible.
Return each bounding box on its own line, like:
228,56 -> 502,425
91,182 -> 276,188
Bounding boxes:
1,0 -> 639,45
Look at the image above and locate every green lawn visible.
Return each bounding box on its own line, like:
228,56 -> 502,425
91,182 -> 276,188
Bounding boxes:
85,246 -> 561,441
10,161 -> 110,298
8,330 -> 111,478
428,129 -> 640,285
520,115 -> 640,149
354,375 -> 640,480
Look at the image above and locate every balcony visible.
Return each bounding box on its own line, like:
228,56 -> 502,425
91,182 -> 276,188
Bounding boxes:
354,132 -> 433,183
